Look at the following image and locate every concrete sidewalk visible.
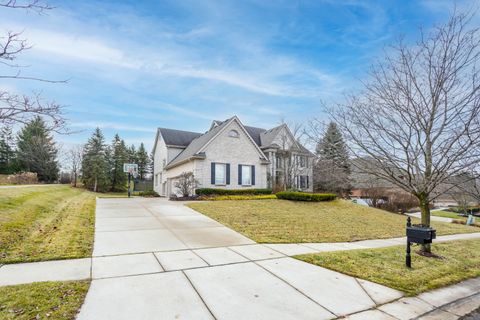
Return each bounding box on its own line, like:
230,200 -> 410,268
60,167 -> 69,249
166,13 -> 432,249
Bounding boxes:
2,232 -> 479,287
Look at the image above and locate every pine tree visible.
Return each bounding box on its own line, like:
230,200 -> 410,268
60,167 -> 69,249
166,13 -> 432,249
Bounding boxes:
149,152 -> 154,176
136,143 -> 150,180
0,126 -> 16,174
16,116 -> 59,182
126,144 -> 137,163
110,134 -> 128,191
314,122 -> 351,194
82,128 -> 110,192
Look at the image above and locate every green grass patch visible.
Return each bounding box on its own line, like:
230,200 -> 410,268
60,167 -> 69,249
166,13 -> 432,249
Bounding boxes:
295,239 -> 480,296
432,210 -> 467,220
187,199 -> 477,243
0,281 -> 89,320
0,185 -> 96,264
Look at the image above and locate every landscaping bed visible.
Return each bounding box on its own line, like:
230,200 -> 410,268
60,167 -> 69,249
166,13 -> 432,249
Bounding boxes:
295,239 -> 480,296
0,281 -> 89,320
187,199 -> 478,243
0,185 -> 96,264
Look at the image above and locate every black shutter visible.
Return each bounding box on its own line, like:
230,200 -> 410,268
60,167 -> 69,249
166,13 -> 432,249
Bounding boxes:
211,162 -> 215,185
226,163 -> 230,185
251,165 -> 255,185
307,176 -> 309,189
238,165 -> 242,185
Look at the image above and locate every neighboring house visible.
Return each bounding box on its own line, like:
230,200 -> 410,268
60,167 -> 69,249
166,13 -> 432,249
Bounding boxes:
152,116 -> 314,196
350,157 -> 479,207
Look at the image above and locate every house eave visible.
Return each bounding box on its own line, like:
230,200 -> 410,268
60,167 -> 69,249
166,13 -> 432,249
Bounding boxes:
164,154 -> 206,170
166,144 -> 187,149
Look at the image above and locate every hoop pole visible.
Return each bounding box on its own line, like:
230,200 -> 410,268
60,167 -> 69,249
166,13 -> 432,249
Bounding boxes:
128,172 -> 131,198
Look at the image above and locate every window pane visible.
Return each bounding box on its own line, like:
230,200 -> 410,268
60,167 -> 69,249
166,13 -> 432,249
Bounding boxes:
215,163 -> 225,184
242,165 -> 251,185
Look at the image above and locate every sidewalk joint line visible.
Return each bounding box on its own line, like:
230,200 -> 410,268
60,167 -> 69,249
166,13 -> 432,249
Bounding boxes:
181,270 -> 218,320
353,278 -> 377,306
252,259 -> 338,317
151,252 -> 165,271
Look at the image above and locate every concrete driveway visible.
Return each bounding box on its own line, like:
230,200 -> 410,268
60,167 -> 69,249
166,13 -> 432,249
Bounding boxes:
92,197 -> 254,256
78,198 -> 403,320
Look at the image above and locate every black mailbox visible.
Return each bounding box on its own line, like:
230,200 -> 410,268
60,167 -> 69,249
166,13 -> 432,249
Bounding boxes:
406,225 -> 436,244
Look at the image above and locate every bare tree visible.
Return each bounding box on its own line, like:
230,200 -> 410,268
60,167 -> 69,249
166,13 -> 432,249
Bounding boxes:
331,11 -> 480,253
68,145 -> 82,187
458,169 -> 480,205
174,172 -> 199,197
274,121 -> 309,191
0,0 -> 67,131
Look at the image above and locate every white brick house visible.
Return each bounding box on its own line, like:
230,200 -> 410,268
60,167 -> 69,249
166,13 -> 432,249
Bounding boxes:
152,116 -> 313,196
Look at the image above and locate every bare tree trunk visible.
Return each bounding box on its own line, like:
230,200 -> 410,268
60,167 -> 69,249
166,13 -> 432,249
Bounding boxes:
73,172 -> 77,187
94,177 -> 97,193
418,193 -> 431,253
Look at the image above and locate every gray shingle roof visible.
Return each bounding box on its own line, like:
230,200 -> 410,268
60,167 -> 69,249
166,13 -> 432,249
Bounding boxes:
244,125 -> 267,146
259,124 -> 285,147
165,118 -> 234,168
158,128 -> 202,147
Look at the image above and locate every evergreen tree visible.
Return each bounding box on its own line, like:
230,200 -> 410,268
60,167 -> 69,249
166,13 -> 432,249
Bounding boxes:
149,152 -> 154,176
110,134 -> 128,191
314,122 -> 351,194
16,116 -> 59,182
82,128 -> 110,192
126,144 -> 137,163
0,126 -> 17,174
136,142 -> 150,180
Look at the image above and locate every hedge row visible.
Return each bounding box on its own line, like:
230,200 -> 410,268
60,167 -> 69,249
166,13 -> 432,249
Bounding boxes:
195,188 -> 272,195
276,191 -> 336,202
208,195 -> 277,201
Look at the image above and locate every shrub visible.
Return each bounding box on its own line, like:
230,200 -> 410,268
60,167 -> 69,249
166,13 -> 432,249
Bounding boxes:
139,190 -> 160,197
209,195 -> 277,201
276,191 -> 336,202
195,188 -> 272,196
0,172 -> 38,185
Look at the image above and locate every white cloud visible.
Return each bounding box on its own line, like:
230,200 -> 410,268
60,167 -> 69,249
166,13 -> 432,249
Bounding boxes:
26,29 -> 141,69
4,24 -> 340,98
70,121 -> 156,133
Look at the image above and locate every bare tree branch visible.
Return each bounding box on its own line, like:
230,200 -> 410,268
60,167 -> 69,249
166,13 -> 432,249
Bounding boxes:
0,0 -> 68,131
0,0 -> 52,12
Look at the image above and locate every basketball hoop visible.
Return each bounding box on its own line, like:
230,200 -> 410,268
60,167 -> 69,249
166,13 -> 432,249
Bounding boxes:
123,163 -> 138,197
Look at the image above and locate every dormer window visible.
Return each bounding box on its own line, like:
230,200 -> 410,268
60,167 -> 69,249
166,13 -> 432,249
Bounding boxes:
228,130 -> 239,138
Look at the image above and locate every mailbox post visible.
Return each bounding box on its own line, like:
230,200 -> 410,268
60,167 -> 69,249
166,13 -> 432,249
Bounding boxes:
406,217 -> 412,268
405,216 -> 436,268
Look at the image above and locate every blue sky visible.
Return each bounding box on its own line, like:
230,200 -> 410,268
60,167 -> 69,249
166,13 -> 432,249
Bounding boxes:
0,0 -> 469,151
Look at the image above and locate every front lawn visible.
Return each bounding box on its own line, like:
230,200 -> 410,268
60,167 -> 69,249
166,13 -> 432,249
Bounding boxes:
0,281 -> 89,320
295,239 -> 480,296
0,185 -> 96,264
187,199 -> 477,243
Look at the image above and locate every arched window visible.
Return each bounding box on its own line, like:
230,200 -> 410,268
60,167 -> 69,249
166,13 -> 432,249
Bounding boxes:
228,130 -> 239,138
